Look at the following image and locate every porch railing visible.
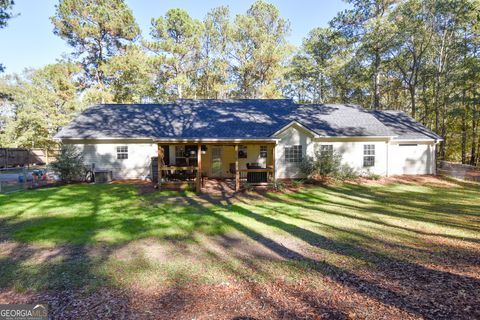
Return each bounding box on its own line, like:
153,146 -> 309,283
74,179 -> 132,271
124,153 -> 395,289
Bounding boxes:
157,166 -> 274,191
158,166 -> 198,182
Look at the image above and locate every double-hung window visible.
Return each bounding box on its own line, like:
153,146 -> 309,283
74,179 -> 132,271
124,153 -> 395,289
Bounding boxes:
363,144 -> 375,167
175,145 -> 186,165
117,146 -> 128,160
320,145 -> 333,157
285,145 -> 302,163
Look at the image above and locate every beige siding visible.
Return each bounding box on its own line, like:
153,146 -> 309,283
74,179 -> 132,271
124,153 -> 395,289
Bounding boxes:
388,142 -> 435,175
63,129 -> 436,181
274,125 -> 390,179
69,141 -> 158,180
275,126 -> 313,179
313,139 -> 389,176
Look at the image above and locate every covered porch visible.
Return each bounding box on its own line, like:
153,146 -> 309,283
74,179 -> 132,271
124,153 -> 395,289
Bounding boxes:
153,140 -> 277,192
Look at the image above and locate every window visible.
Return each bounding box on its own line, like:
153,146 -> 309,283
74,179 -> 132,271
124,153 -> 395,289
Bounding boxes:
285,145 -> 302,163
238,145 -> 247,158
363,144 -> 375,167
259,145 -> 267,158
320,144 -> 333,156
175,145 -> 185,158
175,145 -> 187,166
117,146 -> 128,160
175,145 -> 198,166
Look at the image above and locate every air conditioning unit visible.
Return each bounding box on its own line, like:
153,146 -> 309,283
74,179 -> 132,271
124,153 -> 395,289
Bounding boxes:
94,170 -> 112,183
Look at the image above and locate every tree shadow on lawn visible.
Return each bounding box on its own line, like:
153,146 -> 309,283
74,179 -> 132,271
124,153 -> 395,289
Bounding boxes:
1,183 -> 479,319
0,186 -> 121,298
264,186 -> 480,242
187,193 -> 480,320
273,193 -> 480,246
259,186 -> 480,270
200,237 -> 349,320
0,185 -> 222,300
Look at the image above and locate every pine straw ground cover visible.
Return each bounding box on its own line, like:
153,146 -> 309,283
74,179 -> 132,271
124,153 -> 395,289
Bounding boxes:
0,177 -> 479,319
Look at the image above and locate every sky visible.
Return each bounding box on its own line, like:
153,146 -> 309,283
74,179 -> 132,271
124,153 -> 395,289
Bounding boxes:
0,0 -> 349,75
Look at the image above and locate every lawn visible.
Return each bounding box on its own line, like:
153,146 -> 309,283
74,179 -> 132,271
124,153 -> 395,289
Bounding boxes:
0,177 -> 479,319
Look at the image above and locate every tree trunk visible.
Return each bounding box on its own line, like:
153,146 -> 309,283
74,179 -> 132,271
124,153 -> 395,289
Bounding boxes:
461,92 -> 467,164
372,51 -> 381,109
440,99 -> 448,160
471,105 -> 478,166
409,85 -> 416,118
178,84 -> 183,99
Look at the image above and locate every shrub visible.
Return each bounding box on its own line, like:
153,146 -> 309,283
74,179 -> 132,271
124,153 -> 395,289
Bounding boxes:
243,182 -> 254,192
271,180 -> 286,192
49,145 -> 86,183
337,164 -> 360,180
361,170 -> 381,180
291,179 -> 304,189
301,150 -> 359,181
301,150 -> 342,178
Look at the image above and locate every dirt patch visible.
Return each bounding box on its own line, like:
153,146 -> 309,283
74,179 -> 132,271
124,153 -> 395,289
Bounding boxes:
110,179 -> 157,195
112,238 -> 170,262
111,179 -> 152,185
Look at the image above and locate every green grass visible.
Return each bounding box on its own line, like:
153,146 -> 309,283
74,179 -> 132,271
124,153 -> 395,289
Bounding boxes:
0,179 -> 479,295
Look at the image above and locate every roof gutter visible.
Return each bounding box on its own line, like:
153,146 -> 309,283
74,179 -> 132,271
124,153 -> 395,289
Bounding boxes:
54,136 -> 154,141
316,135 -> 396,139
153,138 -> 280,144
393,138 -> 443,142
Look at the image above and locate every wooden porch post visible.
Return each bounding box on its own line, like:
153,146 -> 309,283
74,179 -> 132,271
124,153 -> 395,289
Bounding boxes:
157,145 -> 164,188
196,143 -> 202,193
271,143 -> 276,185
235,144 -> 240,191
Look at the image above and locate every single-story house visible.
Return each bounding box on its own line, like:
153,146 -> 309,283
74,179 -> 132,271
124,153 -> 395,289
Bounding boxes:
55,99 -> 442,191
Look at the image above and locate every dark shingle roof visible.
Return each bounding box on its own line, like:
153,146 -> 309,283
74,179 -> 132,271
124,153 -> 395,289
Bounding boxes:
55,99 -> 410,140
371,110 -> 442,140
290,104 -> 394,136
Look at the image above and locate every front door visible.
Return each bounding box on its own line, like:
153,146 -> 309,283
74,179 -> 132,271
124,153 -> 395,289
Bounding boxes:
211,146 -> 222,177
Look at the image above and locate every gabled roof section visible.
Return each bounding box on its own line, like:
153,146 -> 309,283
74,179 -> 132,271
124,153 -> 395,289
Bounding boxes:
55,99 -> 398,140
371,110 -> 442,141
271,120 -> 320,138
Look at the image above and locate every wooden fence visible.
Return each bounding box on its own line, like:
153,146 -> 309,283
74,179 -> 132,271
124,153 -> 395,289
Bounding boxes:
437,161 -> 480,182
0,148 -> 59,168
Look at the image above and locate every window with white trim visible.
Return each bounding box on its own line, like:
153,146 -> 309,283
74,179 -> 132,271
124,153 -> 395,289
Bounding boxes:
117,146 -> 128,160
363,144 -> 375,167
259,145 -> 267,158
320,144 -> 333,156
285,145 -> 302,163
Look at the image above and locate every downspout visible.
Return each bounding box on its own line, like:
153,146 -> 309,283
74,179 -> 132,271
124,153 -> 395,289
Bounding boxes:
386,137 -> 393,177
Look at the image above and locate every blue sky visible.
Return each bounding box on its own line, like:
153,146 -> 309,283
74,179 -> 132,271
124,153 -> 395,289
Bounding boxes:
0,0 -> 349,74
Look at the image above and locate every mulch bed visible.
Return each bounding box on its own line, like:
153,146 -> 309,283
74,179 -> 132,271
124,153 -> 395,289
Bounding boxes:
2,241 -> 478,320
0,279 -> 419,320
